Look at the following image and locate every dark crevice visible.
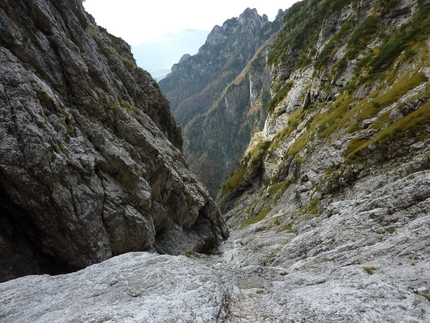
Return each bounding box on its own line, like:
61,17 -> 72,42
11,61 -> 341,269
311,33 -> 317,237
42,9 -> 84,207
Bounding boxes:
0,174 -> 77,282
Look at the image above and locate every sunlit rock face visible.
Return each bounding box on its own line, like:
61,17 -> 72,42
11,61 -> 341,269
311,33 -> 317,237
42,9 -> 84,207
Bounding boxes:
0,0 -> 228,282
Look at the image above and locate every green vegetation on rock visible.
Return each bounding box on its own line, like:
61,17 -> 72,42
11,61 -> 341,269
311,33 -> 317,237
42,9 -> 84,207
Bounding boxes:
219,0 -> 430,231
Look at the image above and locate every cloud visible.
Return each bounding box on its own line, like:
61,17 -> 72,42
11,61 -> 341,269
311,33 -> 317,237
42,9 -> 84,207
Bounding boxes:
84,0 -> 297,45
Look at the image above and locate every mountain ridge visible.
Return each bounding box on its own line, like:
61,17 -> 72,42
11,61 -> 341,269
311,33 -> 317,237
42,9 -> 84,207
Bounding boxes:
159,7 -> 285,196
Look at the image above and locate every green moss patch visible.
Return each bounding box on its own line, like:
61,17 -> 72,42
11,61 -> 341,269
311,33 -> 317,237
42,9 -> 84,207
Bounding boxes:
363,266 -> 377,275
220,168 -> 246,195
345,98 -> 430,163
242,207 -> 273,226
268,180 -> 291,202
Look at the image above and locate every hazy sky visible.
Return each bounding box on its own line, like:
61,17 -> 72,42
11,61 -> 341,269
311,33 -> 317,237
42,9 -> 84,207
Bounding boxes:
83,0 -> 298,45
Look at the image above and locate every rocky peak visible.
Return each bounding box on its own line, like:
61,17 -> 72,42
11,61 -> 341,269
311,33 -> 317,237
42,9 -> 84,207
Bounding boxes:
0,0 -> 228,282
161,8 -> 282,115
159,8 -> 285,197
178,53 -> 191,63
203,8 -> 267,49
238,7 -> 268,29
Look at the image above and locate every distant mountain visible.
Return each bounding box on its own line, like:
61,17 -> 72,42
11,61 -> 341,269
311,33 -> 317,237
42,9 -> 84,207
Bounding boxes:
132,30 -> 209,81
159,8 -> 285,197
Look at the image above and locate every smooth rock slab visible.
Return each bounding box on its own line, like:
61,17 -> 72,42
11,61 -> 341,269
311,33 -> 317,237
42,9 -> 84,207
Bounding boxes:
0,252 -> 229,323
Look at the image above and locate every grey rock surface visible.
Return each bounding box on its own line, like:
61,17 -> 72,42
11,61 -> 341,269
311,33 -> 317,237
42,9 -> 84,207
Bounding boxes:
2,167 -> 429,322
0,252 -> 229,323
219,169 -> 430,322
0,0 -> 228,282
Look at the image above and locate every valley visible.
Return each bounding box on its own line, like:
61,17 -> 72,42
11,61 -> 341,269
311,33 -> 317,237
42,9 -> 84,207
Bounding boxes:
1,0 -> 430,322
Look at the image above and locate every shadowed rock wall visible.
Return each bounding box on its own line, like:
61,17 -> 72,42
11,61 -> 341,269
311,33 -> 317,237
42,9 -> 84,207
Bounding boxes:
0,0 -> 228,282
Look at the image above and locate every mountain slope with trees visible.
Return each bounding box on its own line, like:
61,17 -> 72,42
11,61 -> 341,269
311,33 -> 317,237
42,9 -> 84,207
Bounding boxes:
159,8 -> 285,196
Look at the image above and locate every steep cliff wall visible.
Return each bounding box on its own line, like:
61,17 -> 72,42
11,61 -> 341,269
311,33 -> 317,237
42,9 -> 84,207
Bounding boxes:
185,42 -> 275,197
219,0 -> 430,224
160,8 -> 284,197
215,0 -> 430,319
0,0 -> 228,282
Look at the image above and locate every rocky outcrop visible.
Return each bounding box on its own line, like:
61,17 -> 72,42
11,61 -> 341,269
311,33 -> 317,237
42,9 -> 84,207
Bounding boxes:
0,252 -> 230,322
0,0 -> 228,282
160,8 -> 284,197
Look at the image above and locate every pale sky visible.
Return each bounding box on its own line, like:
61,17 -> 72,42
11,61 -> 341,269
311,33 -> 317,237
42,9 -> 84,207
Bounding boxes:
83,0 -> 298,45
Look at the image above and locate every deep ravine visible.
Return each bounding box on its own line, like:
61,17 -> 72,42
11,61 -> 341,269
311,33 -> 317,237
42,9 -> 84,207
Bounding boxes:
1,0 -> 430,322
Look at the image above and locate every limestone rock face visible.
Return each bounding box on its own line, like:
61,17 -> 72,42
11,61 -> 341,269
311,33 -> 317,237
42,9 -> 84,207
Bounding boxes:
218,0 -> 430,222
0,0 -> 228,282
